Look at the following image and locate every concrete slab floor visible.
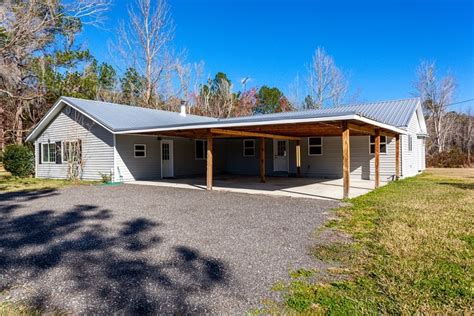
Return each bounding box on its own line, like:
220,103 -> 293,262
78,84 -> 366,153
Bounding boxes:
131,176 -> 388,200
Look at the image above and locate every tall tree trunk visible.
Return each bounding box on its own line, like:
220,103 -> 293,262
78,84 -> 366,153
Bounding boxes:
14,104 -> 23,144
0,107 -> 4,150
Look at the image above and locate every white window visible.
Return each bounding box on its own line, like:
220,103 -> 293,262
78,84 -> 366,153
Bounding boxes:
408,135 -> 413,152
63,140 -> 81,162
243,139 -> 255,157
195,139 -> 207,160
134,144 -> 146,158
308,137 -> 323,156
42,143 -> 56,163
369,135 -> 387,154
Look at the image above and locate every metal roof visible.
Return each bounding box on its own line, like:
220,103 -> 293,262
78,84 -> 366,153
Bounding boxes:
220,98 -> 420,128
26,96 -> 419,141
62,97 -> 217,131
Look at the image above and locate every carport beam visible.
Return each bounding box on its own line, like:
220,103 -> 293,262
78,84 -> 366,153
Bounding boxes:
395,134 -> 400,180
260,137 -> 266,183
375,129 -> 380,189
207,134 -> 213,190
342,121 -> 350,199
296,139 -> 301,176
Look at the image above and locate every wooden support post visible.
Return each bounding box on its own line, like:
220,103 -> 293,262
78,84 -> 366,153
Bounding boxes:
375,129 -> 380,189
206,133 -> 213,190
342,121 -> 350,199
395,134 -> 400,180
259,137 -> 266,183
296,139 -> 301,177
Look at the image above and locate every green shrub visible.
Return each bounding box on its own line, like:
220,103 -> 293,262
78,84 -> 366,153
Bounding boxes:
98,171 -> 112,183
2,144 -> 35,177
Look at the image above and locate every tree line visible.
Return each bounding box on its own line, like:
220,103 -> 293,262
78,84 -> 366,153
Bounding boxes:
0,0 -> 472,166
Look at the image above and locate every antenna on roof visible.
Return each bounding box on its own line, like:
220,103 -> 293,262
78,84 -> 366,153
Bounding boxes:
241,77 -> 250,91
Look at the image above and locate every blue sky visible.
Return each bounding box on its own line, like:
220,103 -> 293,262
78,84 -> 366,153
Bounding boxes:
80,0 -> 474,111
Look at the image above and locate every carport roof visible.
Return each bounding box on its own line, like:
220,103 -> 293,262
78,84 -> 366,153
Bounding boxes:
26,96 -> 418,141
220,98 -> 419,128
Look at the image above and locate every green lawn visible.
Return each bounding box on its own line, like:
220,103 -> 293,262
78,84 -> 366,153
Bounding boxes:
0,170 -> 95,193
259,169 -> 474,314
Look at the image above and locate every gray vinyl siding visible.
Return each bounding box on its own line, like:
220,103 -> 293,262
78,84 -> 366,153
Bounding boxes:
115,135 -> 161,181
35,108 -> 114,180
114,136 -> 227,181
173,138 -> 226,177
300,137 -> 342,178
401,110 -> 422,177
224,138 -> 273,175
299,136 -> 396,180
195,136 -> 398,180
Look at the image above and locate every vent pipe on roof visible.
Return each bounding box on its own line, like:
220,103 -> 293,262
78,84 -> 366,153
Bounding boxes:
180,102 -> 186,117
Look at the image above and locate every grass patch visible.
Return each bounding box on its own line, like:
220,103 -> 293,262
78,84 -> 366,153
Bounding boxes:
312,243 -> 355,263
0,301 -> 43,316
261,169 -> 474,314
0,170 -> 95,193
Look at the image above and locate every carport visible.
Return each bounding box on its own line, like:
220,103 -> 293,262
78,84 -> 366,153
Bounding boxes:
121,111 -> 405,199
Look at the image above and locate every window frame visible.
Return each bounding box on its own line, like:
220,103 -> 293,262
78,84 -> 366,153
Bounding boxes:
408,135 -> 413,152
41,143 -> 57,164
195,139 -> 207,160
369,135 -> 387,155
243,139 -> 256,157
308,137 -> 323,156
134,144 -> 147,158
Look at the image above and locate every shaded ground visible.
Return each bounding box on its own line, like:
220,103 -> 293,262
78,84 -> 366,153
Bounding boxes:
0,184 -> 339,314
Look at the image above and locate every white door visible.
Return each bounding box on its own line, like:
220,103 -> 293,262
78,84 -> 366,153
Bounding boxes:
161,140 -> 174,178
418,138 -> 424,171
273,140 -> 289,172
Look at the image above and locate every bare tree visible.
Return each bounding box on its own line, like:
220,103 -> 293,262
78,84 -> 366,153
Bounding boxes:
174,60 -> 205,110
0,0 -> 110,143
116,0 -> 175,108
307,47 -> 348,109
414,61 -> 456,153
193,76 -> 235,118
287,74 -> 302,109
458,108 -> 473,163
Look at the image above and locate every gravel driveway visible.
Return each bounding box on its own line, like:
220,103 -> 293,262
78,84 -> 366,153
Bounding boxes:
0,184 -> 339,314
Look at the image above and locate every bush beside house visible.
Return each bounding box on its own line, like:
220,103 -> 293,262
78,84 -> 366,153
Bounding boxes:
2,144 -> 35,177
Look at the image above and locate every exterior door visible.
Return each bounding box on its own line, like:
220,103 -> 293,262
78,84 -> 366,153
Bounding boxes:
418,137 -> 424,171
273,140 -> 289,172
161,140 -> 174,178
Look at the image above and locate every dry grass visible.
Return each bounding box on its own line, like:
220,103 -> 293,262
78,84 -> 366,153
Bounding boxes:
0,170 -> 96,193
260,169 -> 474,314
0,301 -> 42,316
426,167 -> 474,178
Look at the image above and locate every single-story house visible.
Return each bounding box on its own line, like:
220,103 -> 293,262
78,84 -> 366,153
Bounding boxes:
26,96 -> 427,198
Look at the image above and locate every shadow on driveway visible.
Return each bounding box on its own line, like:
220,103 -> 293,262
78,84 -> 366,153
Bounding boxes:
0,189 -> 230,314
